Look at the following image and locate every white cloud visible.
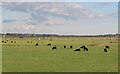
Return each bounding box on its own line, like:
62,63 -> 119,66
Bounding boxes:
97,14 -> 105,18
2,2 -> 117,34
16,25 -> 36,30
45,21 -> 62,26
86,14 -> 95,18
3,2 -> 93,24
3,2 -> 115,26
66,3 -> 88,9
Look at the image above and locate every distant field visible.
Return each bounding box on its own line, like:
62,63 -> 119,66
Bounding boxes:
2,37 -> 118,72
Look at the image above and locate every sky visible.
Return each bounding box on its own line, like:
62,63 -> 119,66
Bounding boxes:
1,2 -> 118,35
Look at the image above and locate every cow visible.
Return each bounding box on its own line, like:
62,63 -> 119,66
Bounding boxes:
70,46 -> 73,48
2,41 -> 4,43
64,46 -> 66,48
84,47 -> 88,51
52,47 -> 57,50
105,46 -> 110,49
80,46 -> 88,51
19,37 -> 24,38
4,41 -> 6,43
47,43 -> 51,46
80,46 -> 86,48
104,48 -> 107,52
74,49 -> 80,51
14,41 -> 16,43
35,43 -> 39,46
11,41 -> 13,43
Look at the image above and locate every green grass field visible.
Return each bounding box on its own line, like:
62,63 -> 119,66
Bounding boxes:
2,37 -> 118,72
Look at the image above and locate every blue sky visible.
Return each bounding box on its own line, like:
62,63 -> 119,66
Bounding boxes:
1,2 -> 118,35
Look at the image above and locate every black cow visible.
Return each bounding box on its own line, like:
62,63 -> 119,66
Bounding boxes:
2,41 -> 4,43
19,37 -> 24,38
74,49 -> 80,51
64,46 -> 66,48
70,46 -> 73,48
84,47 -> 88,51
105,46 -> 110,49
52,47 -> 57,50
47,43 -> 51,46
104,48 -> 107,52
11,41 -> 13,43
80,46 -> 86,48
35,43 -> 39,46
81,46 -> 88,51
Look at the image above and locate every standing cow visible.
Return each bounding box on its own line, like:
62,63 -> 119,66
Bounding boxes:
47,43 -> 51,46
64,46 -> 66,48
70,46 -> 73,48
52,46 -> 57,50
80,46 -> 88,51
105,46 -> 110,49
35,43 -> 39,46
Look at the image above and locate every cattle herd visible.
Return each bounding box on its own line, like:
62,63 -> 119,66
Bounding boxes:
34,42 -> 110,52
2,40 -> 110,52
2,40 -> 16,43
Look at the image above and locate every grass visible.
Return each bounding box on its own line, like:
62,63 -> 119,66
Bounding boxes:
2,37 -> 118,72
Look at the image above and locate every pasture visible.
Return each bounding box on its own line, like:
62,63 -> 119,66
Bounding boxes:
2,37 -> 118,72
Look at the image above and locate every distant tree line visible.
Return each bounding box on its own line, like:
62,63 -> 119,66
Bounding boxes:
5,33 -> 36,37
0,33 -> 119,37
59,34 -> 119,37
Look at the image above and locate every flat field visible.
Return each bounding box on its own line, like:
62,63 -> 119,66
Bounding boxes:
2,37 -> 118,72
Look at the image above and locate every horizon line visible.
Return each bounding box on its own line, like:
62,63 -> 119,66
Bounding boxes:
0,32 -> 118,35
